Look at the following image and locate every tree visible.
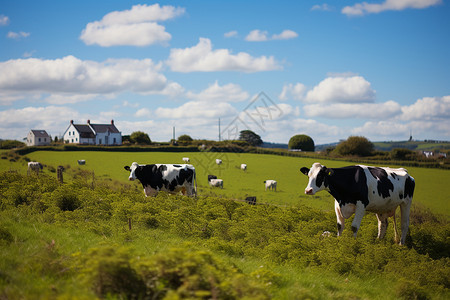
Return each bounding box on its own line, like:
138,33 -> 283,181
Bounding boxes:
130,131 -> 151,145
178,135 -> 193,145
335,136 -> 374,157
288,134 -> 315,151
239,130 -> 263,146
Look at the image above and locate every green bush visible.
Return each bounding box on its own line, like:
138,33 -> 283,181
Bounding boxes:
334,136 -> 374,157
288,134 -> 315,151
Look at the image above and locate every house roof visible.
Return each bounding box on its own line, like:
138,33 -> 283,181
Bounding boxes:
90,123 -> 120,134
30,130 -> 49,138
73,124 -> 95,138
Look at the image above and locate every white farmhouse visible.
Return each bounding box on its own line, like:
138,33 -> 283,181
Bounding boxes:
26,130 -> 51,146
63,120 -> 122,145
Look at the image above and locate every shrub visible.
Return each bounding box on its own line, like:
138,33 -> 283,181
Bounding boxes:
130,131 -> 152,145
288,134 -> 315,151
334,136 -> 374,157
177,134 -> 193,145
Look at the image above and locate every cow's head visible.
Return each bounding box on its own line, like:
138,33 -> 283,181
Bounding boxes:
300,163 -> 333,195
124,162 -> 140,181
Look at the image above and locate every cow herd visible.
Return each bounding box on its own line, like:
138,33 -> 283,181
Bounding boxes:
124,158 -> 416,245
25,156 -> 416,245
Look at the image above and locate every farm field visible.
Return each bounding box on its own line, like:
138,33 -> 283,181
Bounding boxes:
19,150 -> 450,217
1,150 -> 449,299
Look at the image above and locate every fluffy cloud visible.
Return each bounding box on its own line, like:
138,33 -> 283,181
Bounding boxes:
7,31 -> 30,39
311,4 -> 333,11
279,83 -> 307,101
80,4 -> 185,46
0,15 -> 9,26
224,31 -> 238,38
400,96 -> 450,120
155,101 -> 237,119
187,81 -> 249,102
166,38 -> 282,72
303,101 -> 401,119
342,0 -> 442,16
305,76 -> 376,103
0,55 -> 179,103
245,29 -> 298,41
0,106 -> 80,139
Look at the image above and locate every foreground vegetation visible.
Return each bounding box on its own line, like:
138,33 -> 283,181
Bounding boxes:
1,169 -> 449,299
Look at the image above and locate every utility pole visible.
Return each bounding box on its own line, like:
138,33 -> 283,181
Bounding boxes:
218,118 -> 221,142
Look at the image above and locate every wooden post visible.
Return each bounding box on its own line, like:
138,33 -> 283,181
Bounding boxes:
57,166 -> 64,184
128,218 -> 132,230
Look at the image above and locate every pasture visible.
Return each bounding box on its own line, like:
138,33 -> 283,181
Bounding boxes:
21,150 -> 450,216
1,150 -> 449,299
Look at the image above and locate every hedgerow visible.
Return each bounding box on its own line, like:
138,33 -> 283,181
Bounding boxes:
0,171 -> 449,299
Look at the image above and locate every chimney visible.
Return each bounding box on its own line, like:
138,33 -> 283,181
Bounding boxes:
87,120 -> 90,124
70,120 -> 73,124
111,120 -> 114,125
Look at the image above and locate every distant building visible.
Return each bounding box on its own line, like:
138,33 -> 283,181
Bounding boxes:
26,130 -> 51,146
63,120 -> 122,145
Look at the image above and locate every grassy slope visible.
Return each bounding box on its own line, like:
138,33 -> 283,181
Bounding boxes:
19,150 -> 450,217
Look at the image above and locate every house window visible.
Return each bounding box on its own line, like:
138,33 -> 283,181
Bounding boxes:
69,132 -> 71,136
99,139 -> 102,144
113,138 -> 116,144
39,138 -> 41,142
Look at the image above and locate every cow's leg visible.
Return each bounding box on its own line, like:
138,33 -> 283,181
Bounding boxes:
350,201 -> 366,237
399,201 -> 411,245
376,213 -> 389,239
334,200 -> 345,236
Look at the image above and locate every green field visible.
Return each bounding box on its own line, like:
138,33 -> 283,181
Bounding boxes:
14,150 -> 450,217
1,150 -> 449,299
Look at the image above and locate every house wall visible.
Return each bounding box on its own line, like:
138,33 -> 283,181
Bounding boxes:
95,132 -> 122,145
63,124 -> 80,144
27,131 -> 50,146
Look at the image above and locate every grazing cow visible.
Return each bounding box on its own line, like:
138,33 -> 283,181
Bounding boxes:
209,178 -> 224,189
78,160 -> 86,165
216,159 -> 222,165
245,196 -> 257,205
300,163 -> 415,245
182,157 -> 190,163
27,161 -> 43,175
124,162 -> 197,197
207,175 -> 217,182
264,180 -> 277,191
241,164 -> 247,171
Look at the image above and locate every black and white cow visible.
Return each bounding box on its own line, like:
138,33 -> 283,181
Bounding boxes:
300,163 -> 415,245
27,161 -> 43,175
124,162 -> 197,197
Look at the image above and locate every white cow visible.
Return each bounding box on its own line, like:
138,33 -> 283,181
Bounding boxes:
241,164 -> 247,171
182,157 -> 190,163
216,159 -> 222,165
264,180 -> 277,191
209,178 -> 224,189
27,161 -> 43,175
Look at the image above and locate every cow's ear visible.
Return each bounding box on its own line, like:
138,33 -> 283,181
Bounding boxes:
124,166 -> 130,171
300,167 -> 309,175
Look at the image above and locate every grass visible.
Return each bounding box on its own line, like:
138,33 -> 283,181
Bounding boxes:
16,150 -> 450,217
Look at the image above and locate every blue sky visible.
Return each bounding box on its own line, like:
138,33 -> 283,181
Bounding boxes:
1,0 -> 449,144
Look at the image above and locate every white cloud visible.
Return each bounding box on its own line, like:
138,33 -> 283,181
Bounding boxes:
0,106 -> 80,139
245,29 -> 298,42
303,100 -> 401,119
166,38 -> 282,72
272,30 -> 299,40
7,31 -> 30,39
224,30 -> 238,38
80,4 -> 185,47
400,96 -> 450,121
342,0 -> 442,16
311,4 -> 333,11
279,83 -> 307,101
305,76 -> 376,103
0,15 -> 9,26
187,81 -> 249,102
245,30 -> 268,41
0,56 -> 179,103
155,101 -> 237,119
135,108 -> 152,118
